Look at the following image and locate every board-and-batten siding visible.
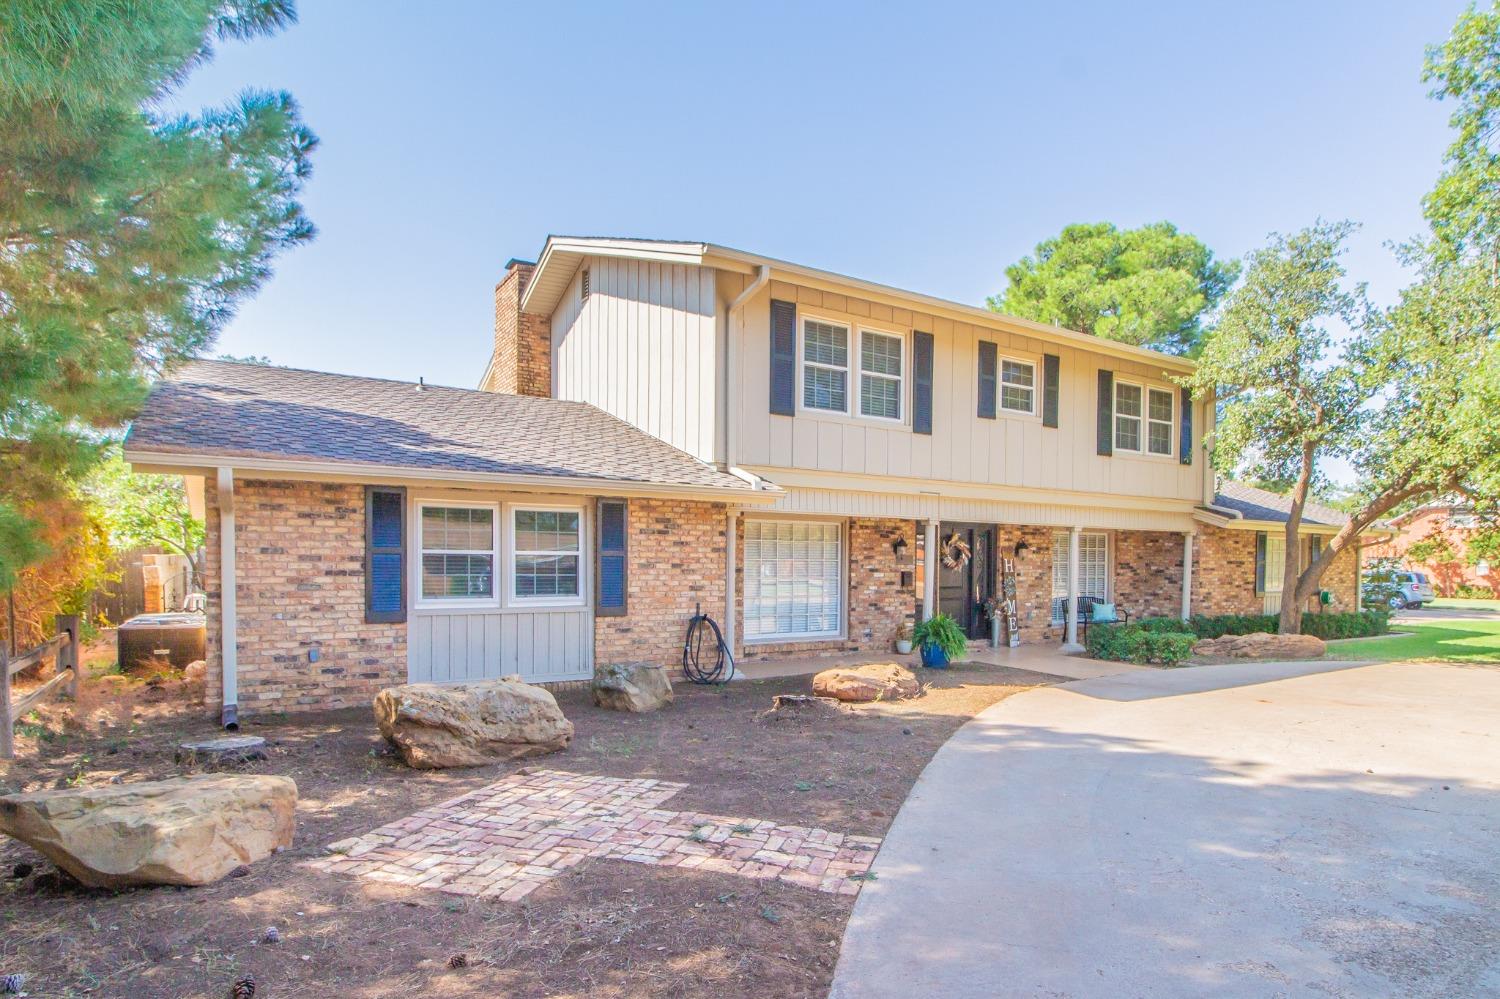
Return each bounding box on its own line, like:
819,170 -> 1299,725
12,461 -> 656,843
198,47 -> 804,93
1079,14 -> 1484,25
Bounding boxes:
726,275 -> 1203,504
551,256 -> 718,463
408,609 -> 593,684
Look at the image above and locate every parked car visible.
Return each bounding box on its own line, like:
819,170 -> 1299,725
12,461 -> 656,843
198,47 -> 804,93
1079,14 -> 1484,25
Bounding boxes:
1362,569 -> 1436,610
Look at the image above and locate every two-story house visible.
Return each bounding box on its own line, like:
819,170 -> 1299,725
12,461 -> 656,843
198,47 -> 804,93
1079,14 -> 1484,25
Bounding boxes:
125,236 -> 1365,723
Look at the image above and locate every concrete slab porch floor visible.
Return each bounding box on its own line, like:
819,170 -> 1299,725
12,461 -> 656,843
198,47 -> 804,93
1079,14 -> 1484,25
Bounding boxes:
733,643 -> 1150,683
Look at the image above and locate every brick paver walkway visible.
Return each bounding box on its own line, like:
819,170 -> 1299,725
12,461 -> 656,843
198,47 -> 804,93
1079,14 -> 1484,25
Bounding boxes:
306,769 -> 881,901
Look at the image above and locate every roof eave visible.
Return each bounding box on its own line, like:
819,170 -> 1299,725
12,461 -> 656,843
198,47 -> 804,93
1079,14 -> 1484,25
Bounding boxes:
122,447 -> 781,505
521,237 -> 710,315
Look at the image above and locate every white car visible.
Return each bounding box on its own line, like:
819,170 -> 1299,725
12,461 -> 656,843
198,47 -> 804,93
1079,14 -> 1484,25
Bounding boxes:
1384,571 -> 1436,610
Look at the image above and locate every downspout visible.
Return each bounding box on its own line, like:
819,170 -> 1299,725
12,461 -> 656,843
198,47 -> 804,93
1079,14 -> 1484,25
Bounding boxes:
215,467 -> 239,729
723,266 -> 770,662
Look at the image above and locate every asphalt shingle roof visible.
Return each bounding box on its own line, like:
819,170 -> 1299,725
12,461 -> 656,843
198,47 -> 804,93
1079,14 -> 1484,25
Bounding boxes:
125,360 -> 756,493
1212,481 -> 1349,527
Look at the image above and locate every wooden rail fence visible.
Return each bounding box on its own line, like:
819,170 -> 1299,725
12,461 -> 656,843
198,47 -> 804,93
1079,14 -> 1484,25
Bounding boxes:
1,614 -> 79,759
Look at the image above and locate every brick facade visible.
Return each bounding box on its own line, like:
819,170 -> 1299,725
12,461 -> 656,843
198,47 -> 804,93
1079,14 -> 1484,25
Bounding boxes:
996,525 -> 1063,644
204,479 -> 407,716
1192,524 -> 1362,618
481,260 -> 552,398
594,497 -> 728,670
1114,530 -> 1187,621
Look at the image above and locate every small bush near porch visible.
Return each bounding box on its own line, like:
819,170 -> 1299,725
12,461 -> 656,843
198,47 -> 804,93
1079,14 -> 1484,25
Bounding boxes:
1087,610 -> 1392,666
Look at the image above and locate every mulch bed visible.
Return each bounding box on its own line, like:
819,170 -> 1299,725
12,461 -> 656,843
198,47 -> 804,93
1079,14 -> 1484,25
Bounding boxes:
0,656 -> 1054,998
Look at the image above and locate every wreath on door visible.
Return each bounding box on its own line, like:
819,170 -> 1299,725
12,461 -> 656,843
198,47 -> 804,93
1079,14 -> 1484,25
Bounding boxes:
940,532 -> 972,571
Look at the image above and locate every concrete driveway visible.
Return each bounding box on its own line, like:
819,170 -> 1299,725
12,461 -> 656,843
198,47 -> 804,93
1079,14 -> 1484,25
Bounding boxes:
831,660 -> 1500,998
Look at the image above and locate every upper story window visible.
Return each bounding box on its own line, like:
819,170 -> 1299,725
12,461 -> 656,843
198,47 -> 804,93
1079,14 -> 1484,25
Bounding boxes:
419,503 -> 498,603
859,329 -> 903,421
1114,382 -> 1143,452
802,318 -> 850,413
1146,388 -> 1174,456
1001,358 -> 1036,415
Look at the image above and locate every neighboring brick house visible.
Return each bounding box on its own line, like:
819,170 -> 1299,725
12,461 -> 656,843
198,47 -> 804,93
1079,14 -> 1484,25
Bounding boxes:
124,236 -> 1380,721
1365,501 -> 1496,597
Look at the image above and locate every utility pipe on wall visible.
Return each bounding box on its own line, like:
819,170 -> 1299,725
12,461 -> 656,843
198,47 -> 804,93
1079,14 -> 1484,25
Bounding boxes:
216,466 -> 239,729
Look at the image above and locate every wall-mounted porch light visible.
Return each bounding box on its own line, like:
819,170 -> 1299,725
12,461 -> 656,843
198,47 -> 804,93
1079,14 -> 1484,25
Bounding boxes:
892,536 -> 909,559
1013,539 -> 1032,560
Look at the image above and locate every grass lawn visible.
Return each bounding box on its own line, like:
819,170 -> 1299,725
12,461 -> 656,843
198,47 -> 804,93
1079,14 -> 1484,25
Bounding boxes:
1327,616 -> 1500,664
1428,597 -> 1500,611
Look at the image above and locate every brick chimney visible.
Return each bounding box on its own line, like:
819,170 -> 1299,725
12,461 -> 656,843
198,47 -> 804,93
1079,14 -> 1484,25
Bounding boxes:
481,258 -> 552,397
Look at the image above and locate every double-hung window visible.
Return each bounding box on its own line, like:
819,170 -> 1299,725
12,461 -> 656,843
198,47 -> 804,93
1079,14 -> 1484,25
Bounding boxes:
419,503 -> 498,603
1114,382 -> 1143,452
802,318 -> 850,413
859,329 -> 904,420
744,520 -> 842,640
1146,388 -> 1174,456
512,508 -> 582,603
1001,358 -> 1036,414
1051,531 -> 1108,623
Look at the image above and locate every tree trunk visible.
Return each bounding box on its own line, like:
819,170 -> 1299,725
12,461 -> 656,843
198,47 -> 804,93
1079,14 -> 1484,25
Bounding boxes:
1287,476 -> 1438,612
1278,442 -> 1316,634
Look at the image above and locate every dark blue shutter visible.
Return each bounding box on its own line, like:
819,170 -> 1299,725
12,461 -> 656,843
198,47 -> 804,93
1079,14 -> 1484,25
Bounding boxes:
1096,370 -> 1114,456
1179,387 -> 1193,465
1042,354 -> 1060,428
1255,532 -> 1267,594
913,331 -> 934,435
365,486 -> 406,623
596,498 -> 628,616
977,341 -> 997,419
769,299 -> 796,416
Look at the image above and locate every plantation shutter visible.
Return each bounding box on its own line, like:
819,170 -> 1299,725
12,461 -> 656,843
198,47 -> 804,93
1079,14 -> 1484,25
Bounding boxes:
1179,388 -> 1193,465
1042,354 -> 1060,428
365,486 -> 406,624
1096,370 -> 1114,456
595,498 -> 628,616
769,299 -> 797,416
1254,531 -> 1267,595
977,341 -> 997,419
913,331 -> 934,435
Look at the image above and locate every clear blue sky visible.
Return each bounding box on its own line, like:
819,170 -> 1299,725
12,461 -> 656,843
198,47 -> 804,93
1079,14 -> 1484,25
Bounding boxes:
172,0 -> 1468,390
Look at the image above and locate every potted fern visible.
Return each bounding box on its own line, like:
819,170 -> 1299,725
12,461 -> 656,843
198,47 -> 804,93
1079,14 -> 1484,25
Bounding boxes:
913,612 -> 967,668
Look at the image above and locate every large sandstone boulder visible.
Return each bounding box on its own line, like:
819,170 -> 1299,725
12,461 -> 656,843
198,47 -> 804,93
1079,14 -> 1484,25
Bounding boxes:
811,663 -> 921,703
374,676 -> 573,769
0,775 -> 296,888
1192,631 -> 1327,660
591,661 -> 673,713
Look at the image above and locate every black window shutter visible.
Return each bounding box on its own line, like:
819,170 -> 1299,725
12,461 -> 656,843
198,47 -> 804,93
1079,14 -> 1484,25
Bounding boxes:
1254,532 -> 1267,595
769,299 -> 796,416
596,498 -> 629,617
977,341 -> 997,419
365,486 -> 406,624
1042,354 -> 1060,428
1096,370 -> 1114,456
913,331 -> 934,435
1179,387 -> 1193,465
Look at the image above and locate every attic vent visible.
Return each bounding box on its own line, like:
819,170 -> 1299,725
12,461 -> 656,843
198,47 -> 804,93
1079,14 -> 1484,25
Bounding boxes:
581,269 -> 590,302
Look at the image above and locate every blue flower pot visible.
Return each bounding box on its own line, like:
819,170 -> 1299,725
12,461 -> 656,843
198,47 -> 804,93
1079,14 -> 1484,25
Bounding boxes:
920,641 -> 949,669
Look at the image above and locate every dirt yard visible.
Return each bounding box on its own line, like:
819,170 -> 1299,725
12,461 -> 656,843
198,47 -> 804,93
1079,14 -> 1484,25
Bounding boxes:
0,647 -> 1057,999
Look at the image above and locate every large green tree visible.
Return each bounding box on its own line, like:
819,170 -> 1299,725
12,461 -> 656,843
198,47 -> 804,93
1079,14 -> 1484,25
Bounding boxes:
85,447 -> 205,589
0,0 -> 315,589
1424,1 -> 1500,262
989,221 -> 1238,355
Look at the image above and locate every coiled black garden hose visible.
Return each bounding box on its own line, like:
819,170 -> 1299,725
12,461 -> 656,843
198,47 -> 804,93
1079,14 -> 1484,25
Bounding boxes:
682,605 -> 735,684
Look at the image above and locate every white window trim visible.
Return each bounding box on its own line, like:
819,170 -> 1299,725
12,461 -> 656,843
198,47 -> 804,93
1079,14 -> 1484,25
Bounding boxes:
1263,534 -> 1287,595
999,355 -> 1038,416
1113,379 -> 1145,454
1146,386 -> 1175,458
855,325 -> 907,424
799,315 -> 852,416
414,499 -> 502,610
508,502 -> 588,608
742,517 -> 847,644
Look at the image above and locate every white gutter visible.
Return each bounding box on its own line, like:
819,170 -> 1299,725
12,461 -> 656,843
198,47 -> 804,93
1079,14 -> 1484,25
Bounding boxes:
123,449 -> 782,505
215,467 -> 238,729
724,264 -> 770,485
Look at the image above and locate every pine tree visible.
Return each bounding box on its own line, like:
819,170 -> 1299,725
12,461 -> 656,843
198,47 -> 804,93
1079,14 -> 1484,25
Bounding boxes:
0,0 -> 316,588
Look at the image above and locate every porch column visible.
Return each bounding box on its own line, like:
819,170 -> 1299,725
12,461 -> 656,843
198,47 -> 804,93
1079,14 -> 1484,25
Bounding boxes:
216,466 -> 238,729
1181,530 -> 1194,620
1062,526 -> 1084,652
725,508 -> 739,678
922,519 -> 938,621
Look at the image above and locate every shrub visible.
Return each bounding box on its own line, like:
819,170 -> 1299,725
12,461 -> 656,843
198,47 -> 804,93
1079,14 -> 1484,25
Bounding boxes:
1454,583 -> 1498,600
1087,623 -> 1198,666
1300,609 -> 1390,640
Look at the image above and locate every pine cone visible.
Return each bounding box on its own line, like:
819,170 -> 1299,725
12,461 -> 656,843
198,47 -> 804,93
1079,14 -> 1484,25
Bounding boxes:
262,926 -> 281,944
2,973 -> 27,995
229,977 -> 255,999
447,953 -> 468,969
